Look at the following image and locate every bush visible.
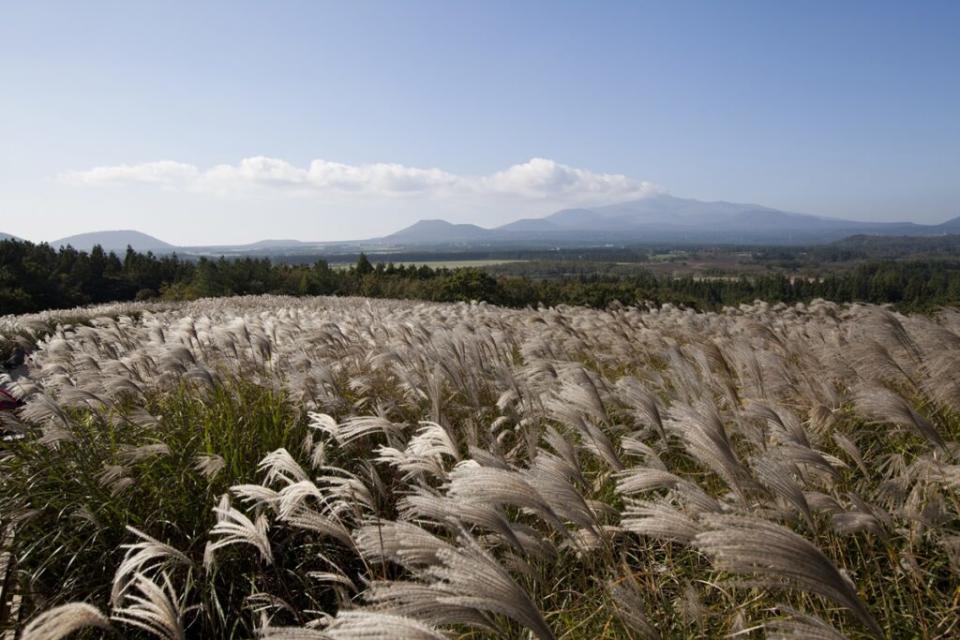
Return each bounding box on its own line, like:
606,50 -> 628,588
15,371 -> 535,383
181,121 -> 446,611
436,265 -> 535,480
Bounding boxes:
134,288 -> 158,301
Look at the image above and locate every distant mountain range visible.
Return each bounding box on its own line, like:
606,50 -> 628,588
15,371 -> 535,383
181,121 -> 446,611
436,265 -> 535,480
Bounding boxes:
6,194 -> 959,253
380,194 -> 960,246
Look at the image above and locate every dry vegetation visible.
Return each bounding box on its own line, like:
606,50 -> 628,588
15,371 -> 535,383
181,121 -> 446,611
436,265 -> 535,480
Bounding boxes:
1,295 -> 959,639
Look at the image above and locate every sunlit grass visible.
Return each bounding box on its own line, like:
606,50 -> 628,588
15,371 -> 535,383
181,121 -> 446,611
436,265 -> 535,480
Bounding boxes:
1,295 -> 958,639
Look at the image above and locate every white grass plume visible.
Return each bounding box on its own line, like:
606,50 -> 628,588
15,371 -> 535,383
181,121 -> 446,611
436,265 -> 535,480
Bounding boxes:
325,610 -> 450,639
694,514 -> 881,637
750,454 -> 814,529
670,402 -> 758,499
331,416 -> 407,447
446,463 -> 567,535
764,605 -> 850,640
606,573 -> 661,640
111,571 -> 186,640
308,411 -> 339,438
354,520 -> 455,571
259,448 -> 310,486
615,377 -> 667,441
424,534 -> 556,640
854,385 -> 944,449
280,505 -> 353,547
621,499 -> 704,543
375,421 -> 458,480
119,442 -> 171,464
209,503 -> 274,564
20,602 -> 111,640
364,580 -> 496,631
97,464 -> 134,497
616,464 -> 720,513
522,452 -> 599,534
615,467 -> 685,495
112,526 -> 191,607
230,484 -> 281,510
832,433 -> 868,476
398,489 -> 524,553
194,453 -> 226,480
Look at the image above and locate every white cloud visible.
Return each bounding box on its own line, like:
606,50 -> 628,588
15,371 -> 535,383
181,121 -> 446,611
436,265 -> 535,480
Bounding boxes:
61,156 -> 661,203
306,160 -> 461,194
481,157 -> 655,199
60,161 -> 199,186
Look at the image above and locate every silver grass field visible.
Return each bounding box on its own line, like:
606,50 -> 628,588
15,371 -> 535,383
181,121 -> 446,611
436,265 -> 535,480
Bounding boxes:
1,295 -> 958,639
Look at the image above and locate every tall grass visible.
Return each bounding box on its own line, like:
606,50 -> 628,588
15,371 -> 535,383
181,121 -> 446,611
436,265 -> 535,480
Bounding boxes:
1,376 -> 319,636
1,295 -> 958,639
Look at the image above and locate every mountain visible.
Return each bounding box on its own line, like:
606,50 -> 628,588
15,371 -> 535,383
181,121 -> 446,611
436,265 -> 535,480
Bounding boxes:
381,219 -> 493,244
0,232 -> 20,241
496,217 -> 560,232
53,230 -> 176,253
934,216 -> 960,233
487,195 -> 953,245
20,196 -> 960,254
534,194 -> 866,235
555,195 -> 801,227
370,195 -> 958,247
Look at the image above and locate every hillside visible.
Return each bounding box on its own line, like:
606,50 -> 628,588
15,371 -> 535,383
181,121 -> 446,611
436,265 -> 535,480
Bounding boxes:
52,230 -> 176,253
1,295 -> 956,637
499,194 -> 935,243
382,219 -> 494,244
377,195 -> 955,247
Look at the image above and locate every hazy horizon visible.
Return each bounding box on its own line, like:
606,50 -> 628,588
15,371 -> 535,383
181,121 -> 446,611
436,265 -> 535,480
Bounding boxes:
2,1 -> 958,245
12,186 -> 960,248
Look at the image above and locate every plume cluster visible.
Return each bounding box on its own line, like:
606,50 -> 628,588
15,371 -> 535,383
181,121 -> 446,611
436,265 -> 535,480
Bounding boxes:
2,295 -> 959,638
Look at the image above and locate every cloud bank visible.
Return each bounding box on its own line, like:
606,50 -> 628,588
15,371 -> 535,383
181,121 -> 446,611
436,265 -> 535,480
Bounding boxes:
60,157 -> 661,203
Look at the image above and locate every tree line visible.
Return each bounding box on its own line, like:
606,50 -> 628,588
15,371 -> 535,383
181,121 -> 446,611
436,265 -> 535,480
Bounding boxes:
3,238 -> 960,316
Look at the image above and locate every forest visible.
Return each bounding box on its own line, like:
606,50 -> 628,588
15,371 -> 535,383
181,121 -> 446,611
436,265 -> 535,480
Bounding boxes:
4,238 -> 960,316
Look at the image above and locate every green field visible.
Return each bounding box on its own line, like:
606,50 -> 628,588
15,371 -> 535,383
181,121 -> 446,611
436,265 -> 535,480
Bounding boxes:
331,258 -> 525,270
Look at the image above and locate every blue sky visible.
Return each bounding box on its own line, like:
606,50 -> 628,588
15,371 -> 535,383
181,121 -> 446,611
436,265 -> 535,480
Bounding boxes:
1,1 -> 958,244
